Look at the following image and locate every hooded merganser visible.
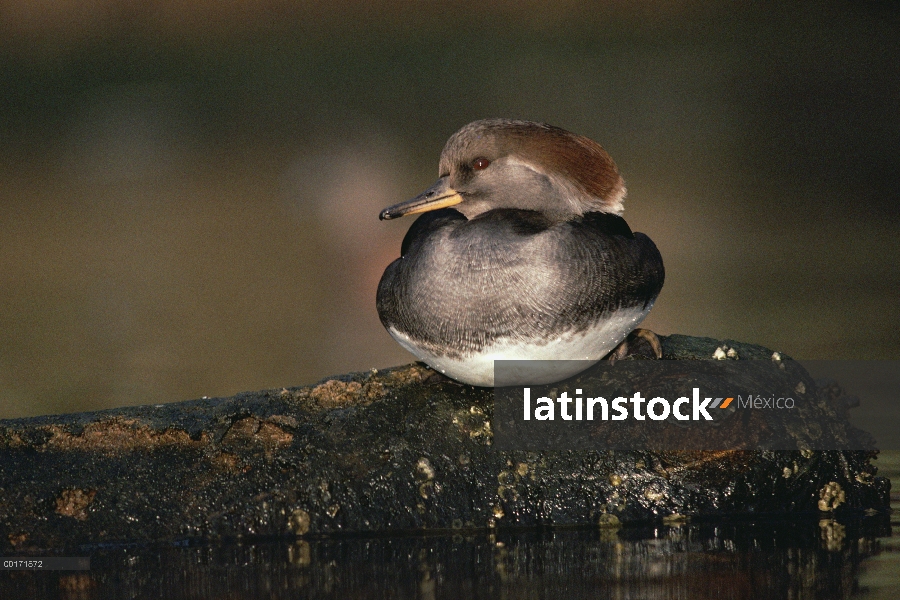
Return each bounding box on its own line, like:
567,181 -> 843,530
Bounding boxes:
377,119 -> 664,386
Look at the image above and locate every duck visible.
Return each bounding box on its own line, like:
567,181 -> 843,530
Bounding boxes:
376,118 -> 664,386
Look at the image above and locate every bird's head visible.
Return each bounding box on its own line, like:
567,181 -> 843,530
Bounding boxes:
379,119 -> 626,222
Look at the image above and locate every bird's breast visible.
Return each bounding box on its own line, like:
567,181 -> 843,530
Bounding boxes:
386,302 -> 654,386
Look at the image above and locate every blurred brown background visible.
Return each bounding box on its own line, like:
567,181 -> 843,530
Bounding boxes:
1,1 -> 898,419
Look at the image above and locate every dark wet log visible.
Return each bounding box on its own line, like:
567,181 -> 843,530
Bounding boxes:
0,335 -> 890,551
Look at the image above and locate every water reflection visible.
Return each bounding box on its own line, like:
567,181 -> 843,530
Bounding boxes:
2,517 -> 896,599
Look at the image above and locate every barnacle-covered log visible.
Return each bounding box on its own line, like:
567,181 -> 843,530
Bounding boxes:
0,335 -> 890,551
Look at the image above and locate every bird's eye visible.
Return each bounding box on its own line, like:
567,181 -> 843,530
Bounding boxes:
472,157 -> 491,171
